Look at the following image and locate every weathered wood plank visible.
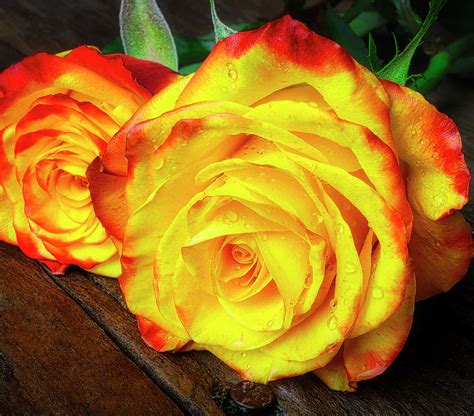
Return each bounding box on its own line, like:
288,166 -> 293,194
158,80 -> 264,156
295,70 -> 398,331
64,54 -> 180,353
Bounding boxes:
0,242 -> 183,416
48,267 -> 225,415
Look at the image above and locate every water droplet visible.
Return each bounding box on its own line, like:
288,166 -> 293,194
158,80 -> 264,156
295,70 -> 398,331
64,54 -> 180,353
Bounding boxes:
241,352 -> 247,358
234,265 -> 241,271
336,223 -> 344,235
304,274 -> 311,288
344,261 -> 357,273
226,211 -> 238,222
267,319 -> 274,327
433,193 -> 446,207
226,63 -> 238,80
327,315 -> 338,330
434,239 -> 441,248
244,222 -> 250,229
330,298 -> 338,308
261,233 -> 268,241
154,156 -> 164,170
373,286 -> 384,299
308,101 -> 318,107
420,139 -> 425,145
229,82 -> 237,89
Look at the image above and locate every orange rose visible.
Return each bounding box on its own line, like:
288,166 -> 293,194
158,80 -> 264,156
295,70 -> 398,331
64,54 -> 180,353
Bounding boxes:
0,46 -> 178,275
89,17 -> 471,389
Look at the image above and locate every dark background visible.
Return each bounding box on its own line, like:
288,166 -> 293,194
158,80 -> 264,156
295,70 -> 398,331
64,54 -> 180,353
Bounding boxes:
0,1 -> 473,414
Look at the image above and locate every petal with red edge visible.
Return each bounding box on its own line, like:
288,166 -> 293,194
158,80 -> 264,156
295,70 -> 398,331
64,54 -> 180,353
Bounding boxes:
314,350 -> 356,392
410,211 -> 472,300
177,16 -> 395,153
343,274 -> 415,382
382,80 -> 470,220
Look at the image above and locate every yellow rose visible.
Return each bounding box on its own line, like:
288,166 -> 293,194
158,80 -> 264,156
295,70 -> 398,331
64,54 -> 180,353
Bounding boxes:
89,17 -> 471,389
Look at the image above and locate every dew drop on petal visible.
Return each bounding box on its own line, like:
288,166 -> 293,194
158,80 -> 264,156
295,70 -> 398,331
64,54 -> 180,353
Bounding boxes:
372,286 -> 384,299
325,342 -> 338,353
327,315 -> 338,330
330,298 -> 338,308
304,274 -> 312,288
241,352 -> 247,357
261,233 -> 268,241
226,63 -> 238,80
344,261 -> 357,273
155,156 -> 164,170
336,223 -> 344,235
267,319 -> 274,327
226,211 -> 238,222
434,239 -> 441,248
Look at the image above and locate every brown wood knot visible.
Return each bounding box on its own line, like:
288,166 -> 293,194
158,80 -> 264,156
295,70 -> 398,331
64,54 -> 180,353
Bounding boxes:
229,381 -> 276,414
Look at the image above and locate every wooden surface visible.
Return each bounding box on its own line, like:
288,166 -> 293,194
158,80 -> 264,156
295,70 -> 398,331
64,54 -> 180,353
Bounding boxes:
1,1 -> 473,415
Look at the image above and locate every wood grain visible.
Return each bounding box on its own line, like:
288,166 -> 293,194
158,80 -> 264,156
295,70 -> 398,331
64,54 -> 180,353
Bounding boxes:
0,242 -> 183,416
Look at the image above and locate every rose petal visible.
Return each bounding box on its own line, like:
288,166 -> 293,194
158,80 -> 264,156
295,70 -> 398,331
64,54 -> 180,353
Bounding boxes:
177,16 -> 395,153
343,274 -> 416,381
409,211 -> 472,300
382,80 -> 470,220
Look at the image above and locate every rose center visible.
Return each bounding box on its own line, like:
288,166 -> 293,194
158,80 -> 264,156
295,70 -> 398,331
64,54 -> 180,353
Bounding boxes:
230,244 -> 255,264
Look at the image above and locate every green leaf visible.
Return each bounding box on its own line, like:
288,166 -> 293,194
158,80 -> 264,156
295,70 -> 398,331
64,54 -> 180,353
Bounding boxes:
120,0 -> 178,70
367,33 -> 382,71
412,34 -> 474,93
174,35 -> 214,66
349,10 -> 386,37
322,7 -> 369,67
210,0 -> 236,42
391,0 -> 422,34
343,0 -> 374,23
377,0 -> 446,85
102,37 -> 125,54
179,62 -> 202,75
